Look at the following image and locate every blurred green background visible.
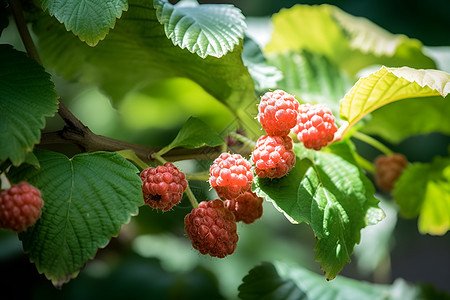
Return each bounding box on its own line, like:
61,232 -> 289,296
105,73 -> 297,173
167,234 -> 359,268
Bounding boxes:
1,0 -> 449,299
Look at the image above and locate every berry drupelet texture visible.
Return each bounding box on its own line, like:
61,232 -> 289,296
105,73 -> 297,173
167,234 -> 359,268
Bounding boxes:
225,191 -> 263,224
375,154 -> 408,191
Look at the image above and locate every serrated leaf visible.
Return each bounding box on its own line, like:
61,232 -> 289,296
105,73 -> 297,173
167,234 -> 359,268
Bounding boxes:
360,96 -> 450,143
239,262 -> 423,300
32,0 -> 260,138
253,142 -> 383,280
394,157 -> 450,235
238,262 -> 307,300
340,66 -> 450,131
41,0 -> 128,46
265,4 -> 435,77
242,36 -> 283,92
266,50 -> 353,114
0,45 -> 58,166
159,117 -> 224,155
153,0 -> 246,58
7,150 -> 143,286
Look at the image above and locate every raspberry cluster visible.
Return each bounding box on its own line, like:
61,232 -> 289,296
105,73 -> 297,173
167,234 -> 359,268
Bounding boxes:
0,181 -> 43,232
375,154 -> 408,191
225,191 -> 263,224
292,103 -> 338,150
140,162 -> 188,211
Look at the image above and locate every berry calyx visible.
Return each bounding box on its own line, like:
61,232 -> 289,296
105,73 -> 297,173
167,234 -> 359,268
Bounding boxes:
251,134 -> 296,178
0,181 -> 43,232
375,154 -> 408,191
258,90 -> 299,136
209,153 -> 253,200
292,103 -> 338,151
140,162 -> 188,211
225,191 -> 263,224
184,199 -> 238,258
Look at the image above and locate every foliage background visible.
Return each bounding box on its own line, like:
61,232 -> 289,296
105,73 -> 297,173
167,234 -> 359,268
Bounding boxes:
0,0 -> 449,299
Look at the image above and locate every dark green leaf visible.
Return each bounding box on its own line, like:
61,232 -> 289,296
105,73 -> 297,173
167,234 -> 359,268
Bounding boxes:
8,150 -> 143,286
154,0 -> 246,58
253,142 -> 383,279
394,157 -> 450,235
41,0 -> 128,46
0,0 -> 9,37
0,45 -> 58,166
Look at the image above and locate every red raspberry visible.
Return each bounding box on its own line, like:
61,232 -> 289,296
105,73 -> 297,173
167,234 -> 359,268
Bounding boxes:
209,153 -> 253,200
251,135 -> 296,178
258,90 -> 299,136
375,154 -> 408,191
184,199 -> 238,258
225,191 -> 263,224
0,181 -> 43,232
140,162 -> 188,211
292,103 -> 338,150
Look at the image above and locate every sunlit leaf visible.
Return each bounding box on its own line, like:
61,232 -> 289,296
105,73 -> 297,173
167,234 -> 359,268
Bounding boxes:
154,0 -> 246,58
41,0 -> 128,46
8,150 -> 143,286
0,45 -> 58,166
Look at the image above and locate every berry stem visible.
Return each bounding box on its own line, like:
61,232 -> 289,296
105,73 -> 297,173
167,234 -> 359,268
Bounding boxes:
151,153 -> 169,165
352,131 -> 393,156
354,153 -> 375,173
228,132 -> 256,149
185,172 -> 209,181
116,150 -> 150,170
185,185 -> 199,209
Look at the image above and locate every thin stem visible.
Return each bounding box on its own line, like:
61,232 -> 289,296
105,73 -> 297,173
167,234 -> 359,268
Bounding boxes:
352,131 -> 393,156
354,153 -> 375,173
152,153 -> 168,165
184,185 -> 199,209
185,172 -> 209,181
228,131 -> 256,149
116,150 -> 149,170
9,0 -> 42,64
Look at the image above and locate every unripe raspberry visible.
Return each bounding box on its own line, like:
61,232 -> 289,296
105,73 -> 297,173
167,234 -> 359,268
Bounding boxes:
184,199 -> 238,258
375,154 -> 408,191
0,181 -> 43,232
225,191 -> 263,224
140,162 -> 188,211
292,103 -> 338,151
258,90 -> 299,136
209,153 -> 253,200
251,135 -> 296,178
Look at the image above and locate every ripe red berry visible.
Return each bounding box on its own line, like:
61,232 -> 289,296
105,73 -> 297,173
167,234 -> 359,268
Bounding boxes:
0,181 -> 43,232
184,199 -> 238,258
251,135 -> 296,178
209,153 -> 253,200
258,90 -> 299,136
292,103 -> 338,150
140,162 -> 188,211
375,154 -> 408,191
225,191 -> 263,224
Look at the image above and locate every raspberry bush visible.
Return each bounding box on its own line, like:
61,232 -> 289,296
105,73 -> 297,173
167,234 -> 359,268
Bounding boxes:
1,0 -> 449,299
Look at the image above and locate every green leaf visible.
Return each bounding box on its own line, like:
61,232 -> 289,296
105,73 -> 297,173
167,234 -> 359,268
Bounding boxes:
153,0 -> 246,58
265,4 -> 436,77
242,36 -> 283,92
253,142 -> 383,280
394,157 -> 450,235
238,262 -> 307,300
0,0 -> 8,37
266,50 -> 353,114
32,0 -> 259,137
0,45 -> 58,166
41,0 -> 128,46
361,96 -> 450,143
159,117 -> 224,155
239,262 -> 423,300
340,66 -> 450,130
7,150 -> 143,286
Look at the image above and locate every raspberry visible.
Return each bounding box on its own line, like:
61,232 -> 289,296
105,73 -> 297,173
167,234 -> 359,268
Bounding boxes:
184,199 -> 238,258
258,90 -> 299,136
251,135 -> 296,178
292,103 -> 338,150
225,191 -> 263,224
209,153 -> 253,200
0,181 -> 43,232
375,154 -> 408,191
140,162 -> 188,211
